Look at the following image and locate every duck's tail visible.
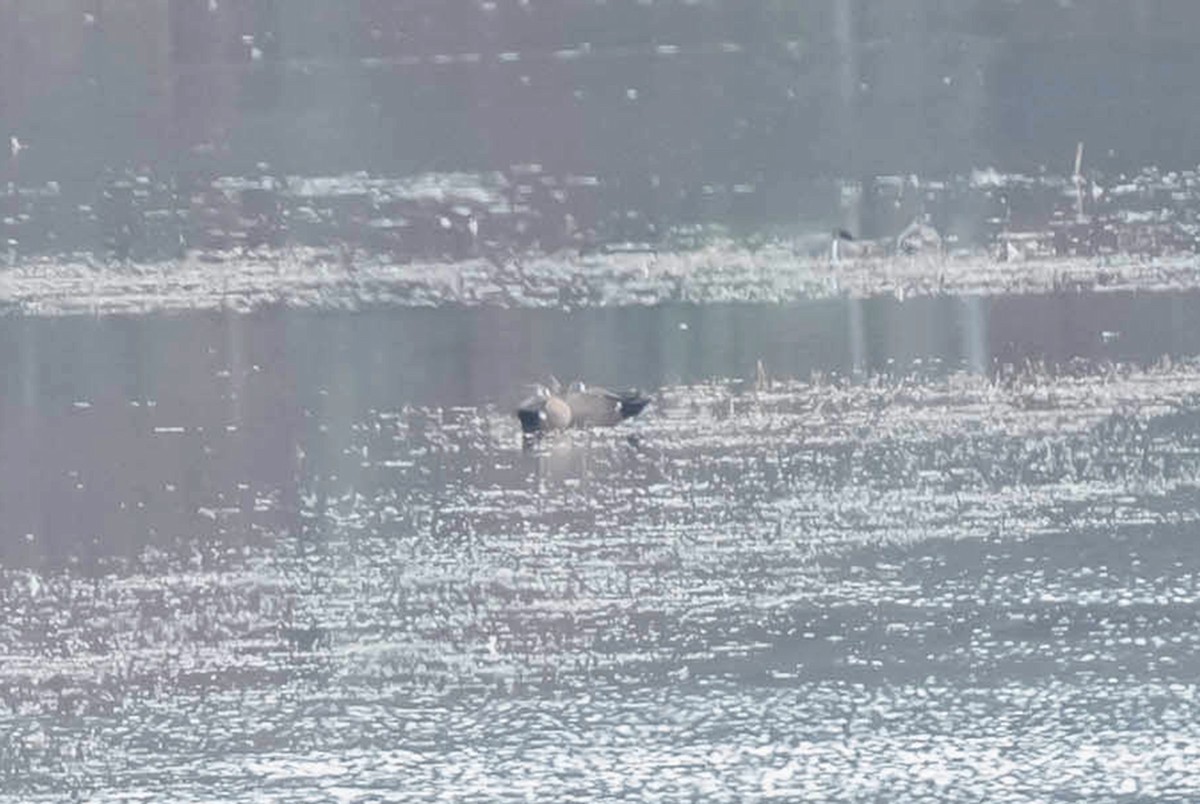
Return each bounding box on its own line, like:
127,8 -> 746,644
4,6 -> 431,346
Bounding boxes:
616,390 -> 652,420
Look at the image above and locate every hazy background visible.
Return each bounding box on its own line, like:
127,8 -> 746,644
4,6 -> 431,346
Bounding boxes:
4,0 -> 1200,231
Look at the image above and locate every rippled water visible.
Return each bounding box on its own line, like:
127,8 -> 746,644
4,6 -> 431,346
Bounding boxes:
3,296 -> 1200,800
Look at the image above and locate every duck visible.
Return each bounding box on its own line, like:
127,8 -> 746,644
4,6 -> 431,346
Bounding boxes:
517,378 -> 651,434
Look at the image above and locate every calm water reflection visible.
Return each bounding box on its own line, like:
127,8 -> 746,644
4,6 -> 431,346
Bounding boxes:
5,291 -> 1200,568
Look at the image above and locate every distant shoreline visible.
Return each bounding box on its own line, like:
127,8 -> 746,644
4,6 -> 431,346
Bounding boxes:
1,242 -> 1196,316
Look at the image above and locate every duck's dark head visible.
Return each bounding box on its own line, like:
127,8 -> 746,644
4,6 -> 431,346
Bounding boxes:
517,399 -> 545,433
517,383 -> 573,432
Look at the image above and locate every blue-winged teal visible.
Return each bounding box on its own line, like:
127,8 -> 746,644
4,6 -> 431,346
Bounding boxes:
517,379 -> 650,434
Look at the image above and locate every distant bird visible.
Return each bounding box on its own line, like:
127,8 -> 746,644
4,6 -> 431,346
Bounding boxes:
896,217 -> 943,255
830,228 -> 886,262
9,135 -> 26,160
517,378 -> 651,434
830,228 -> 854,262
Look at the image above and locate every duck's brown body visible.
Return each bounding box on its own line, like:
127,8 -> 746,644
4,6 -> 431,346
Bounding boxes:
517,382 -> 650,434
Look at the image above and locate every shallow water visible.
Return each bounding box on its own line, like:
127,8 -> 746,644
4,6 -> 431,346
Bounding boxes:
3,295 -> 1200,800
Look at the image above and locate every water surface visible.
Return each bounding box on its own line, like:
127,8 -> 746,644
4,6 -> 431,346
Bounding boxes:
3,293 -> 1200,800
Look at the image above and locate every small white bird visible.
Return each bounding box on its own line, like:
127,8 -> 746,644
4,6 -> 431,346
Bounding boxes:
9,136 -> 26,159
